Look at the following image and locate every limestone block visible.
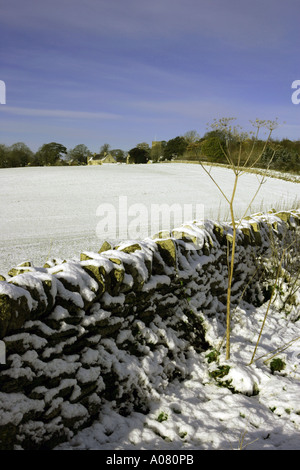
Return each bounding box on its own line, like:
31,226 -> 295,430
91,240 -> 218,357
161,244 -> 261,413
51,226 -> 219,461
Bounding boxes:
9,272 -> 56,319
0,282 -> 33,338
7,261 -> 33,277
98,241 -> 112,253
155,239 -> 177,268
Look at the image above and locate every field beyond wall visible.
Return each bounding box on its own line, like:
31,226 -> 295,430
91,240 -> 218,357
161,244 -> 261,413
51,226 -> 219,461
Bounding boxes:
0,163 -> 299,275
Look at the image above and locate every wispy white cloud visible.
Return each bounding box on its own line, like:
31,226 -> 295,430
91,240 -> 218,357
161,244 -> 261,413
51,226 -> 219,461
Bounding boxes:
1,106 -> 122,120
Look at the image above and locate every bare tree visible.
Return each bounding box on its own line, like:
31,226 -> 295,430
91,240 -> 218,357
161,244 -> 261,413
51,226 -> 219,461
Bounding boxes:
100,143 -> 111,156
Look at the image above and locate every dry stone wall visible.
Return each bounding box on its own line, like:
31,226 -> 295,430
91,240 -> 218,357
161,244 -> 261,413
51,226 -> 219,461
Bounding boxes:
0,209 -> 299,449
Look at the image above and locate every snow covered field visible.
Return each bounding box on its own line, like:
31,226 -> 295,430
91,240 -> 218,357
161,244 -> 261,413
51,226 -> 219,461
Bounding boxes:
0,163 -> 299,275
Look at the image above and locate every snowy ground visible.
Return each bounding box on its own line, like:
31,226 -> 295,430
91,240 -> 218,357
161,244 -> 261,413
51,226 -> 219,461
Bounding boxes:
1,163 -> 299,451
56,298 -> 300,451
0,163 -> 299,275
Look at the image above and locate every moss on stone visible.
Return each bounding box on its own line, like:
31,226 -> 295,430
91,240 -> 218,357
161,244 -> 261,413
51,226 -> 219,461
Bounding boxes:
155,239 -> 177,268
119,243 -> 142,253
6,261 -> 34,278
275,212 -> 290,223
171,228 -> 199,247
8,275 -> 55,321
98,241 -> 112,253
212,223 -> 226,243
249,222 -> 262,244
80,264 -> 106,294
108,257 -> 122,265
152,230 -> 171,240
80,253 -> 94,261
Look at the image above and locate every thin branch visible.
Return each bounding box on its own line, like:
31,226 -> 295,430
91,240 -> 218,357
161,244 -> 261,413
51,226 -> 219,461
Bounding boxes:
249,141 -> 274,171
242,126 -> 260,168
241,127 -> 275,173
236,177 -> 266,229
248,240 -> 296,365
199,162 -> 230,204
217,139 -> 236,171
237,141 -> 242,169
251,334 -> 300,364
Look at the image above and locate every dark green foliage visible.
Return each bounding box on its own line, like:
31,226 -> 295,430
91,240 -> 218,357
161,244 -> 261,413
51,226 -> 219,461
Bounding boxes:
201,136 -> 226,162
157,411 -> 168,423
0,142 -> 34,168
36,142 -> 67,166
111,148 -> 126,162
270,357 -> 286,374
203,129 -> 228,143
261,146 -> 300,172
67,144 -> 91,165
0,132 -> 298,172
164,136 -> 188,160
128,147 -> 148,163
205,348 -> 220,363
209,365 -> 231,379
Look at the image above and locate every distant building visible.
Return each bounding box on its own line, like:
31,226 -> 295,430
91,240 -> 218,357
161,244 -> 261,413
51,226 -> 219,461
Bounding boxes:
151,141 -> 164,162
126,153 -> 135,164
100,153 -> 117,164
88,155 -> 102,165
88,153 -> 117,165
151,141 -> 163,151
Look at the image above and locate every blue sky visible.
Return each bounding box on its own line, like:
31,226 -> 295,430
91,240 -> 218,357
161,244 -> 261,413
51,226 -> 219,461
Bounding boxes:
0,0 -> 299,152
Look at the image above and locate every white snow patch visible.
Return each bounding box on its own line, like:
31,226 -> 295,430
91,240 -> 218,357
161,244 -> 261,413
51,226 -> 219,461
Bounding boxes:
56,300 -> 300,450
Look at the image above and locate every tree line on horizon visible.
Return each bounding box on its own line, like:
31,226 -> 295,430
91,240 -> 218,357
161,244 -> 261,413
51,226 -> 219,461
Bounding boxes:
0,128 -> 299,173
